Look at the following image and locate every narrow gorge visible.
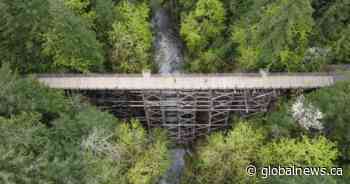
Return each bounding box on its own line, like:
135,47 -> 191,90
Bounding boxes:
151,2 -> 187,184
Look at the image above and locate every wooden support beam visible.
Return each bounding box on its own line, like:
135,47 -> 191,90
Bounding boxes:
65,88 -> 283,143
208,90 -> 213,133
244,89 -> 249,114
142,92 -> 151,130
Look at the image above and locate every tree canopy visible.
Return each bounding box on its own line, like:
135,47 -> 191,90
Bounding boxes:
0,64 -> 171,184
1,0 -> 348,73
109,1 -> 153,73
231,0 -> 319,72
181,120 -> 341,184
1,1 -> 350,183
43,0 -> 104,73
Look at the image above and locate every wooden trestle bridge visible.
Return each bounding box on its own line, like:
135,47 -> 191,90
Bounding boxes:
37,72 -> 346,143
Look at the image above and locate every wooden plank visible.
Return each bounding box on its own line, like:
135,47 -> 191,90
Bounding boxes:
37,74 -> 339,90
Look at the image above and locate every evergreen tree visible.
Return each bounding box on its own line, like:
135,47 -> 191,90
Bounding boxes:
42,0 -> 104,73
316,0 -> 350,63
307,80 -> 350,160
232,0 -> 318,72
182,122 -> 264,184
83,120 -> 171,184
0,64 -> 171,184
0,0 -> 52,73
259,136 -> 338,167
63,0 -> 115,45
63,0 -> 96,25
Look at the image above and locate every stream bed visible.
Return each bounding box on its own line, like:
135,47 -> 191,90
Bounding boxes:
152,4 -> 183,74
151,3 -> 187,184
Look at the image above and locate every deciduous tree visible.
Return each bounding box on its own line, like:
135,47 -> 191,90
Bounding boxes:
307,81 -> 350,160
42,0 -> 104,72
259,136 -> 338,167
0,64 -> 171,184
183,122 -> 264,184
0,0 -> 52,73
232,0 -> 318,72
109,1 -> 153,73
316,0 -> 350,63
180,0 -> 227,73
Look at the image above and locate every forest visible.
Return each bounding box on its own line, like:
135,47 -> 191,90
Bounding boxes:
1,0 -> 349,74
0,0 -> 350,184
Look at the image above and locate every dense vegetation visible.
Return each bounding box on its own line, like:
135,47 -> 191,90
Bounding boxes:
179,0 -> 349,72
0,0 -> 348,73
2,61 -> 349,183
181,80 -> 350,183
0,0 -> 349,184
0,64 -> 171,184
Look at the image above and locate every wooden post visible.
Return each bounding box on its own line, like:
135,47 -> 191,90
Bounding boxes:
63,88 -> 283,143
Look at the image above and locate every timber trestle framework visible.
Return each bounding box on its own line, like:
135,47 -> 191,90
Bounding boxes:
67,89 -> 281,143
37,73 -> 344,143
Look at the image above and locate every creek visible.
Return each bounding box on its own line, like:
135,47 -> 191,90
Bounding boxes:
151,2 -> 187,184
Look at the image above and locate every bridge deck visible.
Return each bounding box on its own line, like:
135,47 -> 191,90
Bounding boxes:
35,72 -> 348,142
36,73 -> 340,90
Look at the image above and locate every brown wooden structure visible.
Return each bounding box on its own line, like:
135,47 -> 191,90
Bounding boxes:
37,73 -> 345,143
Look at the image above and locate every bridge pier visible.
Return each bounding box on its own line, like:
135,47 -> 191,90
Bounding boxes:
37,72 -> 341,142
67,89 -> 281,143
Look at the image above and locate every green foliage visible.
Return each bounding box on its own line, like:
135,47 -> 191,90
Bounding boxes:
0,0 -> 52,73
109,1 -> 153,73
183,118 -> 342,184
316,0 -> 350,63
0,64 -> 113,183
63,0 -> 115,45
180,0 -> 227,73
232,0 -> 319,72
0,0 -> 109,73
127,127 -> 171,184
0,113 -> 48,184
64,0 -> 95,23
306,81 -> 350,160
0,107 -> 119,184
92,0 -> 115,46
254,100 -> 301,139
259,136 -> 338,167
42,0 -> 104,73
1,0 -> 348,73
188,48 -> 227,73
1,1 -> 350,182
0,64 -> 71,119
183,122 -> 264,184
84,120 -> 171,184
223,0 -> 260,24
0,64 -> 171,184
265,175 -> 342,184
62,0 -> 115,71
180,0 -> 225,52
